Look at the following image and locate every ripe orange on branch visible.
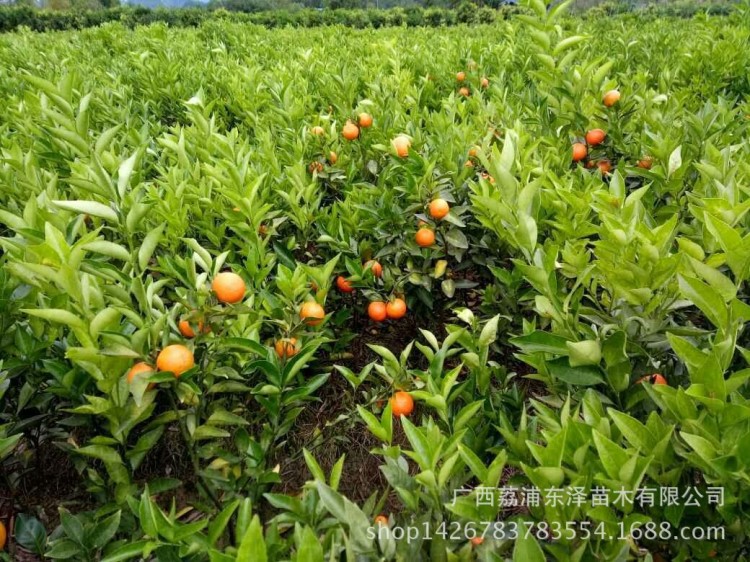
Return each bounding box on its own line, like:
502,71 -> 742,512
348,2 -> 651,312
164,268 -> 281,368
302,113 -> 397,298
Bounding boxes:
127,362 -> 154,386
358,113 -> 372,128
429,198 -> 450,220
275,338 -> 298,359
392,135 -> 410,158
603,89 -> 621,107
342,121 -> 359,141
416,228 -> 436,247
212,272 -> 246,304
300,301 -> 325,326
391,391 -> 414,416
365,260 -> 382,278
572,143 -> 587,162
368,301 -> 387,322
586,129 -> 606,146
156,345 -> 194,377
386,298 -> 407,320
637,156 -> 653,169
637,373 -> 667,385
179,319 -> 205,339
336,276 -> 354,293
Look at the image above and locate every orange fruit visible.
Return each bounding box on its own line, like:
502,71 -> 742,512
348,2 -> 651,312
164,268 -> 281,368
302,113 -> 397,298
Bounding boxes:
275,338 -> 298,359
309,161 -> 324,174
358,113 -> 373,128
342,121 -> 359,141
603,89 -> 621,107
365,260 -> 383,278
336,276 -> 354,293
480,76 -> 489,89
179,319 -> 205,338
572,143 -> 587,162
416,228 -> 436,247
459,87 -> 470,97
386,298 -> 407,320
311,125 -> 325,136
258,224 -> 268,236
586,128 -> 606,146
468,146 -> 478,157
465,160 -> 474,168
471,536 -> 484,546
374,515 -> 389,526
300,301 -> 325,326
126,362 -> 154,385
392,135 -> 410,158
637,156 -> 653,169
391,391 -> 414,416
212,272 -> 246,304
0,521 -> 5,551
597,159 -> 612,174
429,198 -> 450,220
368,301 -> 387,322
638,373 -> 667,385
156,345 -> 194,377
456,71 -> 466,82
328,151 -> 338,165
480,172 -> 495,184
585,160 -> 596,169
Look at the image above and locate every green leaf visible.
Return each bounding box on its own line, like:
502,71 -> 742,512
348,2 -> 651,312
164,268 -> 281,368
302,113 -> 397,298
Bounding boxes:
53,200 -> 118,222
401,417 -> 434,470
208,500 -> 239,547
513,531 -> 545,562
667,145 -> 682,178
87,510 -> 121,550
101,541 -> 151,562
593,430 -> 629,480
236,515 -> 267,562
547,357 -> 604,386
82,241 -> 131,262
566,340 -> 602,367
511,331 -> 570,355
15,513 -> 47,554
445,228 -> 468,249
59,508 -> 84,545
303,448 -> 327,482
139,488 -> 159,539
45,539 -> 81,559
479,315 -> 500,347
117,151 -> 139,200
138,223 -> 165,271
21,308 -> 86,330
608,409 -> 652,451
678,274 -> 727,330
295,527 -> 324,562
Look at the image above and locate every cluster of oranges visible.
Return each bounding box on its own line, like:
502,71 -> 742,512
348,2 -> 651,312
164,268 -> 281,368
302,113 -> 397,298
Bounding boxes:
415,197 -> 450,248
309,111 -> 397,172
456,68 -> 489,98
125,271 -> 250,387
570,90 -> 651,173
